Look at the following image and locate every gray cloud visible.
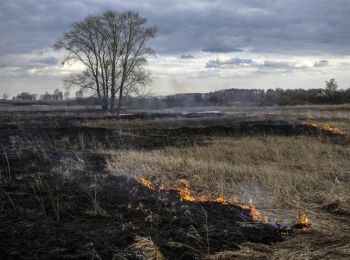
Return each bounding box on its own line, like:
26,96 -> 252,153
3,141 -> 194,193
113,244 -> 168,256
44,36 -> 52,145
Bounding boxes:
314,60 -> 329,67
1,0 -> 350,57
202,47 -> 243,53
30,57 -> 59,65
206,57 -> 253,68
180,54 -> 194,59
1,0 -> 350,95
261,60 -> 297,69
205,57 -> 328,71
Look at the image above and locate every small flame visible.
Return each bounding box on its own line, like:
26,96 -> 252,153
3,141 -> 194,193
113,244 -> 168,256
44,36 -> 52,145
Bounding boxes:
297,212 -> 311,230
302,121 -> 343,135
172,179 -> 196,202
248,198 -> 260,222
306,113 -> 320,119
140,177 -> 156,190
212,196 -> 229,205
280,232 -> 289,237
302,121 -> 318,128
322,123 -> 343,135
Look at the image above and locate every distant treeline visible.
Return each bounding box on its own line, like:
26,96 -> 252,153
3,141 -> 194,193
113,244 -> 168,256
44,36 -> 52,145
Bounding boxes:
3,79 -> 350,108
123,87 -> 350,109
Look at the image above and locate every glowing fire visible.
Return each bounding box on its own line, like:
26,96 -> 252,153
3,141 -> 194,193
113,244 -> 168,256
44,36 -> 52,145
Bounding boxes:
140,177 -> 156,190
212,196 -> 229,205
248,198 -> 261,222
139,177 -> 262,222
138,177 -> 311,235
306,113 -> 320,119
322,123 -> 344,135
302,121 -> 318,128
297,212 -> 311,230
302,121 -> 344,135
172,179 -> 196,202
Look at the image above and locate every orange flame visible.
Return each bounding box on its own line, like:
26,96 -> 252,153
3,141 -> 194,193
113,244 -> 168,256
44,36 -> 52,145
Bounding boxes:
139,178 -> 268,225
302,120 -> 344,135
302,121 -> 318,128
140,177 -> 155,190
212,196 -> 229,205
139,177 -> 294,236
172,179 -> 196,202
298,212 -> 311,230
306,113 -> 320,119
322,123 -> 343,135
248,198 -> 261,222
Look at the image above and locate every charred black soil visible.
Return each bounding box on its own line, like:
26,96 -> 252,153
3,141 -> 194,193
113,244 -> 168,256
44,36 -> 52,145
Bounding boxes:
0,111 -> 348,259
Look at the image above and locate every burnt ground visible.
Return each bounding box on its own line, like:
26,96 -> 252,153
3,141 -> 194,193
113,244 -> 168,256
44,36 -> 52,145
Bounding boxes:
0,111 -> 349,259
0,175 -> 285,259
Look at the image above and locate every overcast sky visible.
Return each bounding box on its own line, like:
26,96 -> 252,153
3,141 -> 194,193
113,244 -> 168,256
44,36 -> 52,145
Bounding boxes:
1,0 -> 350,97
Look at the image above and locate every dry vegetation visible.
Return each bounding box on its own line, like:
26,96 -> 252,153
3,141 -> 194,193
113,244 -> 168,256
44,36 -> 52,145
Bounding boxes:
1,104 -> 350,259
102,106 -> 350,258
109,136 -> 350,210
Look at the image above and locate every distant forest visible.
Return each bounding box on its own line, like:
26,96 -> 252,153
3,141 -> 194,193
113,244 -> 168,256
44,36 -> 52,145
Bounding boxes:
3,79 -> 350,109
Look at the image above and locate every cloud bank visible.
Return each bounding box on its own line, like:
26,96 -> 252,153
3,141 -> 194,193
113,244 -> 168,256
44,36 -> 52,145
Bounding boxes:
0,0 -> 350,95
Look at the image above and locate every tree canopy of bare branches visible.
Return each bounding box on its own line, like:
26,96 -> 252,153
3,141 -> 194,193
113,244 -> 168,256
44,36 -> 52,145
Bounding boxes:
54,10 -> 157,112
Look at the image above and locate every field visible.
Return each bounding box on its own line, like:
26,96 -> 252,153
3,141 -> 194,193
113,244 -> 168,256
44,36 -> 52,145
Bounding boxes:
0,104 -> 349,259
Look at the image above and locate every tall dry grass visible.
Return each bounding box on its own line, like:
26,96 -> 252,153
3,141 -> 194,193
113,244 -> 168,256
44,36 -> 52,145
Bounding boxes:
107,135 -> 350,212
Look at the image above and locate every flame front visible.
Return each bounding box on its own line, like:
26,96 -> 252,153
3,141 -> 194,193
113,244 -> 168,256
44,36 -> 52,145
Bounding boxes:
302,120 -> 344,135
139,177 -> 263,223
322,123 -> 344,135
138,177 -> 308,235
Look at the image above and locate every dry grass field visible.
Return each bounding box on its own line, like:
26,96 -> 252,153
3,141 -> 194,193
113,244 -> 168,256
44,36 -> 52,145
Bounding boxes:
0,104 -> 350,259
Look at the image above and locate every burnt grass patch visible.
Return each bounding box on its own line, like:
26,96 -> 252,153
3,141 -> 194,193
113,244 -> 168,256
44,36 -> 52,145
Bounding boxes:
0,113 -> 345,259
1,175 -> 284,259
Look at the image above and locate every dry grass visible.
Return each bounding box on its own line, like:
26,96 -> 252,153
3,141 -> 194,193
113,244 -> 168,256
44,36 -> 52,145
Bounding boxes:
105,130 -> 350,258
108,136 -> 350,208
129,236 -> 165,260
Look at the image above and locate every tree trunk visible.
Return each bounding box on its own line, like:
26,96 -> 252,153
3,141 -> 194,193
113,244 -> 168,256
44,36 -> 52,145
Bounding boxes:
110,94 -> 115,112
101,97 -> 109,112
116,85 -> 123,115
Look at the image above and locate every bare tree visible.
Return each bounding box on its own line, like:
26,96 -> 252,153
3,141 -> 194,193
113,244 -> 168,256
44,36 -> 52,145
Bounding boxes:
324,79 -> 339,103
54,10 -> 157,112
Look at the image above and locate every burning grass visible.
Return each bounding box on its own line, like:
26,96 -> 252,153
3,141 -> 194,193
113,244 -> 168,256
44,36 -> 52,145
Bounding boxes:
107,133 -> 350,257
110,135 -> 350,208
139,177 -> 310,232
302,120 -> 344,135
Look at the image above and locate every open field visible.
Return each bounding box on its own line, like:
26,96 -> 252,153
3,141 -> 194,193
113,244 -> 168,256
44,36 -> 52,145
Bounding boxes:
0,104 -> 350,259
